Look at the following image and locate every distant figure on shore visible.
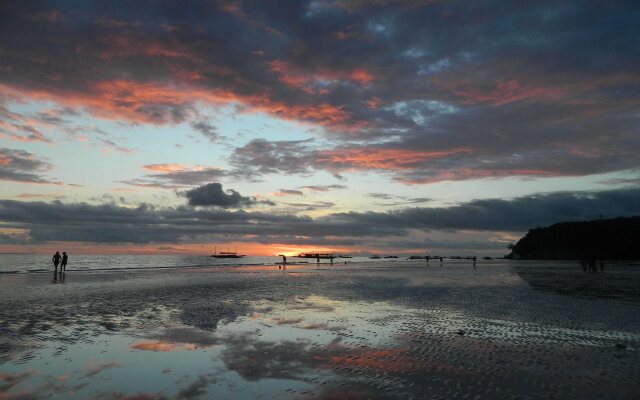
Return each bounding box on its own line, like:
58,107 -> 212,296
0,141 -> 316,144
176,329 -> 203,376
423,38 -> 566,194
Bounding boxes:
316,255 -> 320,264
280,255 -> 286,269
426,256 -> 430,266
52,251 -> 61,272
440,256 -> 443,266
61,252 -> 68,272
473,256 -> 477,269
330,256 -> 334,265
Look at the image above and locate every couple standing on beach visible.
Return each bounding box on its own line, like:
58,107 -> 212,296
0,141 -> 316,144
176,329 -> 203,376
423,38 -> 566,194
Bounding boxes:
52,251 -> 68,272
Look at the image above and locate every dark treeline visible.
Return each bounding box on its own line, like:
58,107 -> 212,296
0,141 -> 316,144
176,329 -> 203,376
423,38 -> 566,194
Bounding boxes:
508,216 -> 640,260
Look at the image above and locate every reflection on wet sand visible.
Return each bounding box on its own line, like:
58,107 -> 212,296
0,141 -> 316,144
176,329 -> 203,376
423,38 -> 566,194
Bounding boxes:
514,262 -> 640,303
0,262 -> 639,399
51,270 -> 65,284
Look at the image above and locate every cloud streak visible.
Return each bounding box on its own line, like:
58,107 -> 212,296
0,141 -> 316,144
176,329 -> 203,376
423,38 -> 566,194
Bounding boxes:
0,148 -> 61,184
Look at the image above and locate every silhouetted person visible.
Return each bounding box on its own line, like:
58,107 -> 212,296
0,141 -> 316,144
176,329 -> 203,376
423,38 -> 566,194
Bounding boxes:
316,255 -> 320,264
280,255 -> 286,269
440,256 -> 443,266
52,251 -> 61,272
330,256 -> 334,265
589,257 -> 597,272
473,256 -> 477,269
61,252 -> 68,272
426,256 -> 430,265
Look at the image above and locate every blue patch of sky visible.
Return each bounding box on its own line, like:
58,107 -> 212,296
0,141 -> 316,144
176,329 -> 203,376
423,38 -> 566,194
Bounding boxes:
387,100 -> 458,126
417,58 -> 451,75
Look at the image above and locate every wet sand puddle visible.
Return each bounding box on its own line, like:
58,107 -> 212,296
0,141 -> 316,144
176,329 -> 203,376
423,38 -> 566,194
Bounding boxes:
2,292 -> 639,400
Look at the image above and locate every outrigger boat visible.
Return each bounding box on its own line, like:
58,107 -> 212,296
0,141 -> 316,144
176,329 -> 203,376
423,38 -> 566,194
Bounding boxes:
211,246 -> 246,258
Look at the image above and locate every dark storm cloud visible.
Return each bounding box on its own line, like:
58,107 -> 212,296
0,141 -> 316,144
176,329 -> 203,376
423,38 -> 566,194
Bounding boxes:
1,1 -> 637,183
0,148 -> 60,184
183,182 -> 274,208
0,187 -> 638,245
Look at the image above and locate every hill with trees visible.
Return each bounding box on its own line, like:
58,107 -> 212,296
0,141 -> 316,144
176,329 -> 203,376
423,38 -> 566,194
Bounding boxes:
507,216 -> 640,260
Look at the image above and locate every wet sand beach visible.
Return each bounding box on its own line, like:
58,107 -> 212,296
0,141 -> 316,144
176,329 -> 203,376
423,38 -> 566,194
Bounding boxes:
1,260 -> 639,399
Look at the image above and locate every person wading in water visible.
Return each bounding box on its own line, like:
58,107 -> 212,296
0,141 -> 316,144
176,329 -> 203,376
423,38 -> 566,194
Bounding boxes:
61,252 -> 68,272
52,251 -> 61,272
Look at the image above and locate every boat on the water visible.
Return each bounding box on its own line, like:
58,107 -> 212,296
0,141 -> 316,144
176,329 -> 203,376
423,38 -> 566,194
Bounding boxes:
211,247 -> 246,258
296,253 -> 335,259
369,255 -> 381,259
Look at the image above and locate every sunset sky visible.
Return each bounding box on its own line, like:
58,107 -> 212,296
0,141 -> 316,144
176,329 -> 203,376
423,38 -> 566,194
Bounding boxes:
1,0 -> 639,255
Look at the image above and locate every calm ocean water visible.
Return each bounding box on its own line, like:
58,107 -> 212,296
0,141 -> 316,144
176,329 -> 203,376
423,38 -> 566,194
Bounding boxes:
0,254 -> 409,274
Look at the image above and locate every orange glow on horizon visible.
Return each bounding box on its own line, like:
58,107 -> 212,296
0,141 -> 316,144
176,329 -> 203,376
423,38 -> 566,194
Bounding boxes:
0,240 -> 428,257
0,241 -> 352,257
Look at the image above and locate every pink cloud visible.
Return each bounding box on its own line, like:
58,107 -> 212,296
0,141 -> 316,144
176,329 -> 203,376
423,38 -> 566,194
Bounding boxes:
269,60 -> 374,94
316,147 -> 473,171
0,79 -> 356,130
142,163 -> 202,173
